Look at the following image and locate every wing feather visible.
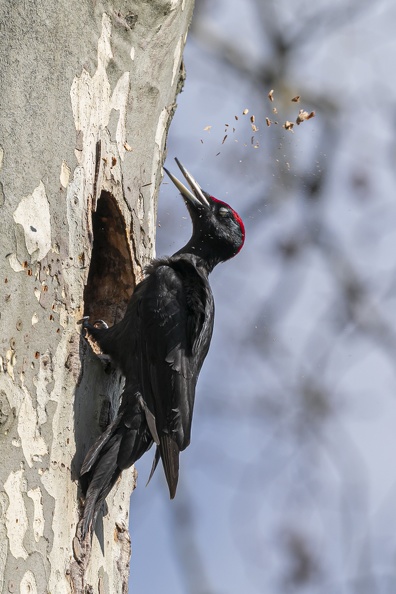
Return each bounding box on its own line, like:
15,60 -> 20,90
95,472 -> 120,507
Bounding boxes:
137,259 -> 214,494
83,256 -> 214,498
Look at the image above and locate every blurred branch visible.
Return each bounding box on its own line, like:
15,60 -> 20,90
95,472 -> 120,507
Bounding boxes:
252,0 -> 375,52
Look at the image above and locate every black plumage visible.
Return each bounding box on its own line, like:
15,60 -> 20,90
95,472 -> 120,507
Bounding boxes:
79,158 -> 245,540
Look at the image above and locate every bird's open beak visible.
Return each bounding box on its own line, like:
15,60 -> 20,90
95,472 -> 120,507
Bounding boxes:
164,158 -> 210,208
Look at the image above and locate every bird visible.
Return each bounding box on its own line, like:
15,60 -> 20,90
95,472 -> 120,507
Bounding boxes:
79,158 -> 245,541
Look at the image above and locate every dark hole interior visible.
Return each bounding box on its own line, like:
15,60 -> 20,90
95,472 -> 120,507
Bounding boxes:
83,191 -> 134,325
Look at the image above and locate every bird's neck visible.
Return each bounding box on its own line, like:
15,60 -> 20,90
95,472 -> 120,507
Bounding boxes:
174,239 -> 222,275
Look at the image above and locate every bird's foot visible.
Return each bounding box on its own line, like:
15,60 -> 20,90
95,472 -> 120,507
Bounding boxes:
93,319 -> 109,330
78,316 -> 110,361
78,316 -> 108,334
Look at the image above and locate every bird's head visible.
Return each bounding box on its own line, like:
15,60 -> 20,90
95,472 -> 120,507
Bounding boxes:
164,158 -> 245,269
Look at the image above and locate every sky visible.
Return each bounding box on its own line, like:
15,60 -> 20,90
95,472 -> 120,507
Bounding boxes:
128,1 -> 396,592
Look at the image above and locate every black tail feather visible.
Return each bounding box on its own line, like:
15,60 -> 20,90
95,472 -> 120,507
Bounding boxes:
159,435 -> 180,499
146,446 -> 161,487
80,413 -> 122,476
80,434 -> 123,540
79,393 -> 155,541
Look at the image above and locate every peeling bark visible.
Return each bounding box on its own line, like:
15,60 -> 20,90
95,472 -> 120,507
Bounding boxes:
0,1 -> 194,592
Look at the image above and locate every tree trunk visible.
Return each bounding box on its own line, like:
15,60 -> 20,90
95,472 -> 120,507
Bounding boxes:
0,2 -> 194,592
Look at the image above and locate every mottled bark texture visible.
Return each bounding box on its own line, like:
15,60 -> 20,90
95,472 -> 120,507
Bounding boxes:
0,1 -> 193,592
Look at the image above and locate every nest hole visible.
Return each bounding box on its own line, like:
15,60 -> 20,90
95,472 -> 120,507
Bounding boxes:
83,191 -> 134,325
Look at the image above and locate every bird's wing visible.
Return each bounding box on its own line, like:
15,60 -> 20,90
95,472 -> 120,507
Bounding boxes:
137,260 -> 213,494
87,257 -> 213,497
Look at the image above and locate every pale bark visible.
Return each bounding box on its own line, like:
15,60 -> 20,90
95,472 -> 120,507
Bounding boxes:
0,1 -> 194,592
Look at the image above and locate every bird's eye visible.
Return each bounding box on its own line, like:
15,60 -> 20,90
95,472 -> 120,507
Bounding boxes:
219,207 -> 228,217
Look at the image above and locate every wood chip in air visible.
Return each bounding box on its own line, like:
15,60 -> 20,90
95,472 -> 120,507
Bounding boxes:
265,117 -> 271,127
243,108 -> 249,115
291,96 -> 300,103
222,135 -> 228,144
272,107 -> 278,114
250,115 -> 255,123
283,121 -> 294,132
203,125 -> 212,131
235,115 -> 239,120
268,89 -> 274,102
251,124 -> 258,132
296,110 -> 315,125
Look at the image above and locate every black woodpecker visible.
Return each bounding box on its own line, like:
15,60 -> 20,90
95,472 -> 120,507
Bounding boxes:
79,158 -> 245,540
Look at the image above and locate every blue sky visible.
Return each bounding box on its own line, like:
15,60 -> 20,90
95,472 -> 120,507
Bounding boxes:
129,2 -> 396,592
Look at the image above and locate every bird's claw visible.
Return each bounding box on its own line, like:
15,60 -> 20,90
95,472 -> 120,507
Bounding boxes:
77,316 -> 89,325
93,319 -> 109,330
78,316 -> 92,330
78,316 -> 109,333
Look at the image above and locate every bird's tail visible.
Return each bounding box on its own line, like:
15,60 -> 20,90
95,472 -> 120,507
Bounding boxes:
79,395 -> 154,542
80,429 -> 123,541
146,435 -> 180,499
160,434 -> 180,499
